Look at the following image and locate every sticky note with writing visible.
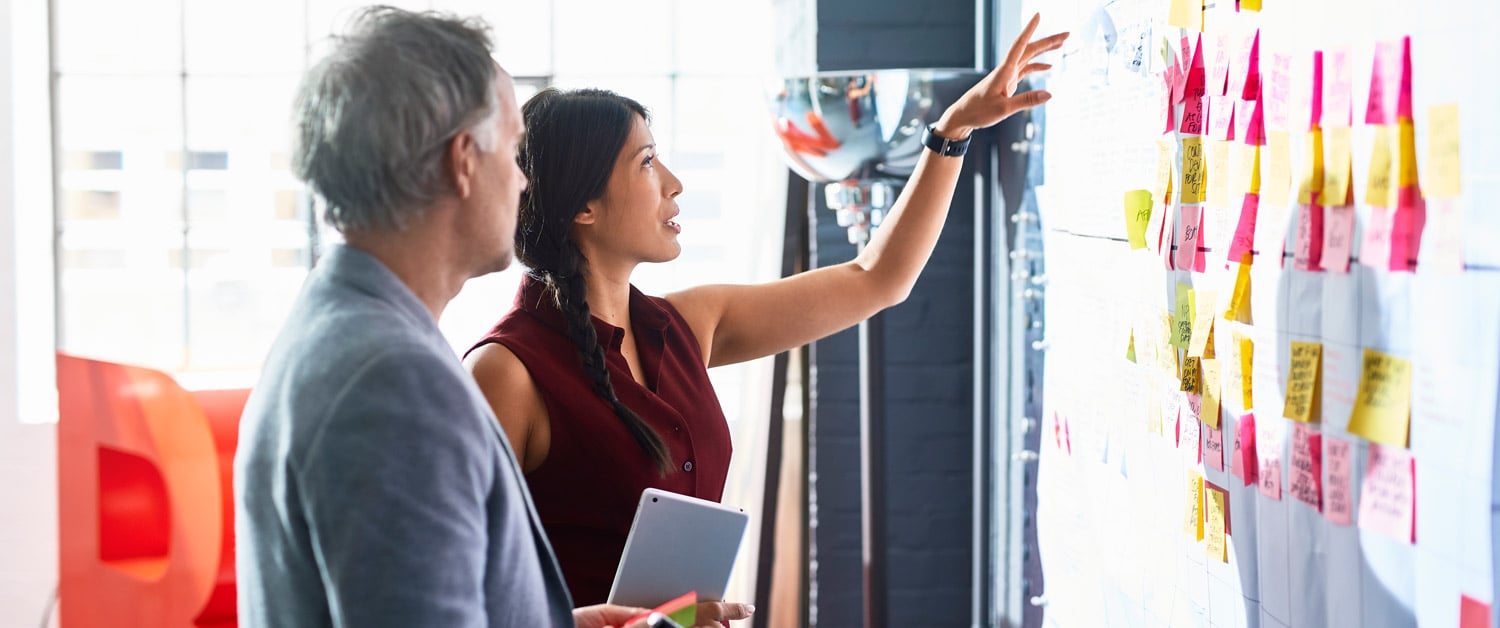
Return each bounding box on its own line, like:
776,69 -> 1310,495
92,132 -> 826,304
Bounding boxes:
1348,348 -> 1413,447
1188,291 -> 1217,357
1173,285 -> 1193,349
1209,34 -> 1230,97
1294,202 -> 1325,272
1125,190 -> 1153,249
1209,96 -> 1236,140
1205,422 -> 1225,471
1162,390 -> 1183,438
1289,423 -> 1323,511
1263,131 -> 1291,208
1184,33 -> 1206,97
1323,48 -> 1353,128
1427,104 -> 1461,199
1298,128 -> 1325,206
1201,358 -> 1223,429
1228,31 -> 1259,101
1160,313 -> 1180,378
1366,125 -> 1395,208
1226,193 -> 1259,267
1155,139 -> 1175,202
1225,258 -> 1252,323
1322,205 -> 1355,273
1366,41 -> 1400,125
1234,411 -> 1258,487
1181,136 -> 1207,203
1237,335 -> 1254,409
1397,36 -> 1413,119
1361,206 -> 1394,269
1282,341 -> 1323,422
1324,436 -> 1353,526
1357,443 -> 1415,544
1185,470 -> 1204,540
1204,483 -> 1228,562
1239,97 -> 1265,146
1160,71 -> 1177,133
1181,95 -> 1207,135
1388,186 -> 1423,273
1176,205 -> 1204,272
1424,197 -> 1464,273
1182,356 -> 1202,393
1322,127 -> 1352,206
1265,52 -> 1291,130
1258,419 -> 1283,501
1180,405 -> 1201,462
1208,140 -> 1231,208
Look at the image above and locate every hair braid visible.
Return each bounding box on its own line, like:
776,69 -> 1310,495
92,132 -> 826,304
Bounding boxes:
543,247 -> 671,475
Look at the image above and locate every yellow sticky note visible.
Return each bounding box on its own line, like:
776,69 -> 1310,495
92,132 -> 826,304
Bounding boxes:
1348,348 -> 1413,447
1160,314 -> 1181,379
1182,356 -> 1202,393
1224,261 -> 1252,324
1367,125 -> 1396,208
1264,131 -> 1292,208
1398,118 -> 1419,188
1298,128 -> 1324,205
1173,284 -> 1194,349
1125,190 -> 1153,249
1169,0 -> 1203,31
1205,486 -> 1228,562
1156,140 -> 1176,202
1186,471 -> 1205,540
1237,334 -> 1254,409
1202,358 -> 1223,429
1229,143 -> 1261,199
1428,104 -> 1461,199
1208,140 -> 1231,208
1127,329 -> 1137,363
1182,136 -> 1207,205
1188,290 -> 1218,357
1322,128 -> 1352,206
1282,341 -> 1323,422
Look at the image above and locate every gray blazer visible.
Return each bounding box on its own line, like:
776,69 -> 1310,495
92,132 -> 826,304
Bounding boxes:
234,245 -> 574,627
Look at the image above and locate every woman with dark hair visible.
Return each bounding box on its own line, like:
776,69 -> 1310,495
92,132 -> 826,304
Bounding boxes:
465,14 -> 1067,619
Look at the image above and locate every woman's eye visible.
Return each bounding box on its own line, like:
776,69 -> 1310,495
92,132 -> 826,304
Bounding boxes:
642,155 -> 656,168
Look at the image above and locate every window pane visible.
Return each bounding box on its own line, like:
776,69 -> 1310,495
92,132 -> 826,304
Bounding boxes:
185,0 -> 306,74
54,0 -> 182,74
552,0 -> 673,76
436,0 -> 555,77
674,0 -> 774,75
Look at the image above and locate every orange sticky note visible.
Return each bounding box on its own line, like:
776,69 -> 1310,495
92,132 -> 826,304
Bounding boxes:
1182,356 -> 1202,393
1264,130 -> 1291,208
1298,128 -> 1324,205
1205,484 -> 1227,562
1237,334 -> 1254,409
1201,358 -> 1223,429
1397,118 -> 1419,188
1367,125 -> 1396,208
1428,104 -> 1461,199
1181,136 -> 1207,204
1282,341 -> 1323,422
1347,348 -> 1412,447
1186,471 -> 1205,540
1125,190 -> 1153,249
1322,127 -> 1352,206
1208,140 -> 1231,208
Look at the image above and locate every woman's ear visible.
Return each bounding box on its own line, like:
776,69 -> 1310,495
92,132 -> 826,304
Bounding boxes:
574,201 -> 600,225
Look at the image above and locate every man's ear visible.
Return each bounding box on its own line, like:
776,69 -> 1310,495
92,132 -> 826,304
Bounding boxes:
448,131 -> 478,199
574,200 -> 600,225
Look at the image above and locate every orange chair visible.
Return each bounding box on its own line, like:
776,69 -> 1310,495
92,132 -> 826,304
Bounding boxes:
56,353 -> 249,627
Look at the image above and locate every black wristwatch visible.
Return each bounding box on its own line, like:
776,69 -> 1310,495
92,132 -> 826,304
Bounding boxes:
922,124 -> 972,157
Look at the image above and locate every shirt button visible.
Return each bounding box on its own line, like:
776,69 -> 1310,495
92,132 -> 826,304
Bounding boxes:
682,460 -> 694,472
674,426 -> 682,432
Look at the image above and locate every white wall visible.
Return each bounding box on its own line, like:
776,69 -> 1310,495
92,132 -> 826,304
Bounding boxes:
1,0 -> 60,623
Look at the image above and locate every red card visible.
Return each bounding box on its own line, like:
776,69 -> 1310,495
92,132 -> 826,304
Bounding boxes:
1185,34 -> 1207,98
1397,36 -> 1413,119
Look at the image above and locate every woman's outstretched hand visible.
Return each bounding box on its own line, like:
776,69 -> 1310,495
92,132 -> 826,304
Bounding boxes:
935,13 -> 1070,139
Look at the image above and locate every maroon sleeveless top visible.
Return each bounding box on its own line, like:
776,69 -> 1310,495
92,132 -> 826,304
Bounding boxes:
467,276 -> 733,605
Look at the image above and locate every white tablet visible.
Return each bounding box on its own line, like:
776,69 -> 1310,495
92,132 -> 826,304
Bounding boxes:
607,488 -> 750,608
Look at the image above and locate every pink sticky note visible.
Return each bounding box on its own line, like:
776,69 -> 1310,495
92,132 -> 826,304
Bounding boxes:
1235,412 -> 1258,487
1205,424 -> 1226,471
1064,416 -> 1072,456
1389,187 -> 1426,272
1289,423 -> 1323,512
1294,203 -> 1325,272
1226,193 -> 1259,266
1209,96 -> 1235,139
1240,31 -> 1261,101
1358,443 -> 1416,544
1161,73 -> 1177,134
1327,49 -> 1354,128
1324,436 -> 1353,526
1267,52 -> 1292,131
1209,34 -> 1231,97
1360,206 -> 1394,269
1460,595 -> 1491,628
1185,34 -> 1207,98
1181,95 -> 1207,135
1176,205 -> 1204,271
1258,425 -> 1282,501
1177,37 -> 1193,104
1241,96 -> 1265,145
1397,36 -> 1413,119
1365,41 -> 1400,125
1322,205 -> 1355,273
1309,51 -> 1325,130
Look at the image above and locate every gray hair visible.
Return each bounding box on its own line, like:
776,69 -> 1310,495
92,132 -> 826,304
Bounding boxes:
293,6 -> 501,232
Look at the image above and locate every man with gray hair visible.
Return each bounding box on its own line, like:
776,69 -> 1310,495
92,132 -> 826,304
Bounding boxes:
235,7 -> 659,627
